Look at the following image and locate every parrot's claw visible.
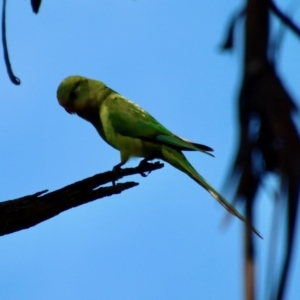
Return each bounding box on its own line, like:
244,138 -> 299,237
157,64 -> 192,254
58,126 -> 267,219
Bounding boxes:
138,159 -> 152,177
112,164 -> 124,185
140,171 -> 149,177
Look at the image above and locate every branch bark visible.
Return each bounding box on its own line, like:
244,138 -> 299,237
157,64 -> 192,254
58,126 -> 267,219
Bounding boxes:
0,161 -> 164,236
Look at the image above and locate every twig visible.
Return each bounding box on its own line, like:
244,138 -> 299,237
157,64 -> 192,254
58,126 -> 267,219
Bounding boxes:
270,0 -> 300,39
2,0 -> 20,85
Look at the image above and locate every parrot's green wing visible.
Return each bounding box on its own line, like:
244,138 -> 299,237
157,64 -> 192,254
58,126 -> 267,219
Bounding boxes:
105,95 -> 213,155
105,95 -> 262,238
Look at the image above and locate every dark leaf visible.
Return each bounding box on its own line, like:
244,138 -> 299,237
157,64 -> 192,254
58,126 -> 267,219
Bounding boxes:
220,8 -> 245,51
31,0 -> 42,14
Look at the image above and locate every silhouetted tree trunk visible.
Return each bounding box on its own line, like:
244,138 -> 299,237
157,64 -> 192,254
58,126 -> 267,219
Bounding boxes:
222,1 -> 300,299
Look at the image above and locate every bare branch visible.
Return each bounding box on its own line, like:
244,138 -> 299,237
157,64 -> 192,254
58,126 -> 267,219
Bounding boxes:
0,161 -> 164,236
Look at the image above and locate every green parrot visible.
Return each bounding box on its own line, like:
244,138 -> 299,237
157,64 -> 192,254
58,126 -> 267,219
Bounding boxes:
57,75 -> 261,238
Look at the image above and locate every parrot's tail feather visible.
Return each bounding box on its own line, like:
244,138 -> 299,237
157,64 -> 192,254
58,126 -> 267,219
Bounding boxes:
175,135 -> 214,155
161,147 -> 262,239
179,137 -> 214,153
190,142 -> 213,153
153,135 -> 214,157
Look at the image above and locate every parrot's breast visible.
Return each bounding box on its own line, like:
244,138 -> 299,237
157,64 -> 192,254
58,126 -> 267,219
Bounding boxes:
100,104 -> 146,158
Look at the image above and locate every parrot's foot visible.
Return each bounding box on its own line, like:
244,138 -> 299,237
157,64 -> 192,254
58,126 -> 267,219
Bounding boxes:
112,163 -> 124,186
138,159 -> 152,177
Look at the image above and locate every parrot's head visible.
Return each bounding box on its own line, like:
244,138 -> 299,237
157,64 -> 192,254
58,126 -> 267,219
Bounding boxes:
57,75 -> 91,115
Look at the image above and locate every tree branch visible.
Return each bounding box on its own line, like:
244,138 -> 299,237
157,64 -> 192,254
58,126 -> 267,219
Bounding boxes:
0,161 -> 164,236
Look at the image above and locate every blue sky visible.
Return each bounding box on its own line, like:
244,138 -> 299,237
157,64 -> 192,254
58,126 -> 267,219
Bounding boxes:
1,0 -> 300,299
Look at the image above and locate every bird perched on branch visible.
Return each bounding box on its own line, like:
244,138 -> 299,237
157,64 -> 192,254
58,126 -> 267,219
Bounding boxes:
57,75 -> 261,238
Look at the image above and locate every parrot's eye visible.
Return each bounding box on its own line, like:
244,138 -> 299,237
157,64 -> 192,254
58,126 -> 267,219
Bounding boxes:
69,90 -> 78,101
69,82 -> 81,102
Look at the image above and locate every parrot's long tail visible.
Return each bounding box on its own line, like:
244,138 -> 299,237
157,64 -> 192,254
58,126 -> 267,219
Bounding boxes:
161,146 -> 262,239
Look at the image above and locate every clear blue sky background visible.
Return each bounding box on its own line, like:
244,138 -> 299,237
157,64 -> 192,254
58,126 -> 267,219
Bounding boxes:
1,0 -> 300,299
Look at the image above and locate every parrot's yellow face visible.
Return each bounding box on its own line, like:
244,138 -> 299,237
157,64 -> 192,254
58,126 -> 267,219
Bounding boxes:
57,76 -> 90,115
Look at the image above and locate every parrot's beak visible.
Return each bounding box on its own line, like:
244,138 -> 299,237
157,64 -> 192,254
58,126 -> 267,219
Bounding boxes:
64,105 -> 74,114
